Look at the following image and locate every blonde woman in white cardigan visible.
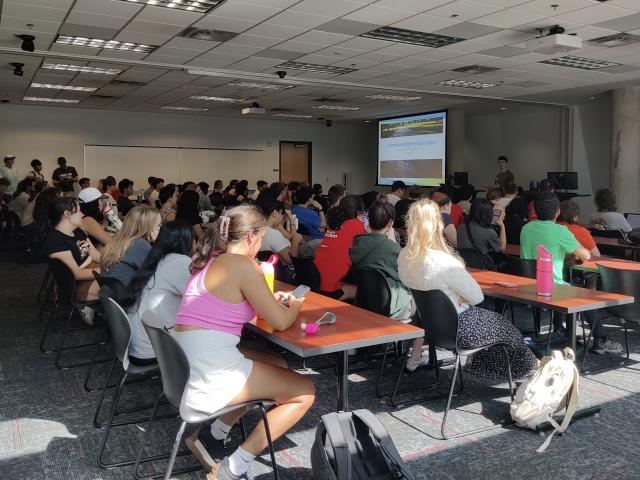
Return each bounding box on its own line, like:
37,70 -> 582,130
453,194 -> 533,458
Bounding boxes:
398,198 -> 536,380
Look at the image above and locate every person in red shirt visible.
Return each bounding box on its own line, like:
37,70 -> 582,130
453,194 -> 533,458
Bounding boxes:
314,195 -> 365,300
527,178 -> 555,221
557,200 -> 600,257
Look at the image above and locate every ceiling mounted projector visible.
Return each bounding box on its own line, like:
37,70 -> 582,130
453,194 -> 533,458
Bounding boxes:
242,102 -> 265,115
526,26 -> 582,54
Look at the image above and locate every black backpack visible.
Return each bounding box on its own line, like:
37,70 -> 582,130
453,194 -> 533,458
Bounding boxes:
310,410 -> 415,480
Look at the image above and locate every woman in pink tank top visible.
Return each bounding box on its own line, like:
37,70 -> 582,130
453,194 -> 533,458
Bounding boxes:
175,205 -> 315,479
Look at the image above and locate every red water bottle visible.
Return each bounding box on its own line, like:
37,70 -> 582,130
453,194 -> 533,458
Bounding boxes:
536,245 -> 553,296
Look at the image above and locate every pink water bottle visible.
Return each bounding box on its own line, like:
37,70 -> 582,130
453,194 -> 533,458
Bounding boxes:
536,245 -> 553,297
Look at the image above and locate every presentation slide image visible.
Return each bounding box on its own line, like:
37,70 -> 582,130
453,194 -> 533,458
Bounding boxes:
380,116 -> 444,139
379,158 -> 443,179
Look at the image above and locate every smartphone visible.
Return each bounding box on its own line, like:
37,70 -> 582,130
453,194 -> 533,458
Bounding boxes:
282,284 -> 311,306
492,208 -> 502,224
494,281 -> 518,288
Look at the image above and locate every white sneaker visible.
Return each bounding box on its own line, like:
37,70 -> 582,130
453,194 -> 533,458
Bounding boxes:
405,354 -> 430,372
79,306 -> 94,326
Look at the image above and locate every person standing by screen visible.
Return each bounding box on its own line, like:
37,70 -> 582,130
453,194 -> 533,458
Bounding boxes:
52,157 -> 78,198
494,156 -> 514,192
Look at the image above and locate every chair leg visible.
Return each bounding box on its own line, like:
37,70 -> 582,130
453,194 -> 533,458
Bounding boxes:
533,308 -> 541,335
545,311 -> 554,355
98,371 -> 132,468
54,309 -> 75,368
502,346 -> 514,401
441,355 -> 461,440
39,305 -> 58,353
93,359 -> 118,428
390,350 -> 442,408
133,394 -> 163,479
509,302 -> 515,326
84,326 -> 110,392
163,421 -> 187,480
258,403 -> 280,480
375,343 -> 391,398
623,321 -> 630,360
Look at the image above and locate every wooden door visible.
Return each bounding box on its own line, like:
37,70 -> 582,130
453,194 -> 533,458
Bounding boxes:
280,141 -> 311,184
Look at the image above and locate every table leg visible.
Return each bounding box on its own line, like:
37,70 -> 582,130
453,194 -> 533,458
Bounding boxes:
336,351 -> 349,412
567,313 -> 577,352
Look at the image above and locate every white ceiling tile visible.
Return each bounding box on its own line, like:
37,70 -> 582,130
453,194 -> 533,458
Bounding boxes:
205,2 -> 282,22
516,0 -> 597,16
239,0 -> 300,8
291,30 -> 353,46
116,30 -> 175,46
133,5 -> 202,26
72,0 -> 142,17
443,40 -> 498,53
1,2 -> 68,22
99,50 -> 147,60
424,0 -> 503,21
273,39 -> 326,53
65,11 -> 131,30
268,11 -> 333,29
343,5 -> 414,25
16,0 -> 75,8
49,44 -> 98,56
479,0 -> 533,6
229,34 -> 283,48
212,42 -> 264,56
474,9 -> 545,29
313,45 -> 364,58
472,29 -> 533,45
162,37 -> 219,53
192,15 -> 257,33
334,36 -> 393,51
374,0 -> 452,13
290,0 -> 364,17
375,43 -> 433,55
60,24 -> 119,39
391,14 -> 460,33
0,28 -> 55,49
244,23 -> 306,40
568,25 -> 619,41
602,0 -> 640,11
0,16 -> 61,35
125,20 -> 184,36
556,4 -> 637,25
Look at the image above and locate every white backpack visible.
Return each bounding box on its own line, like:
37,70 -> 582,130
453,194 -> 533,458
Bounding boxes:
510,348 -> 579,453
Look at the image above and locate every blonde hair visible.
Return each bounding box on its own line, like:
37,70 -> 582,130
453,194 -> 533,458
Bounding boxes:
404,198 -> 461,264
190,204 -> 265,272
101,205 -> 161,269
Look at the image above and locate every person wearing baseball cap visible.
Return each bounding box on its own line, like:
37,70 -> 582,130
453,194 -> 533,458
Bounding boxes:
77,187 -> 108,204
0,155 -> 18,194
78,187 -> 114,246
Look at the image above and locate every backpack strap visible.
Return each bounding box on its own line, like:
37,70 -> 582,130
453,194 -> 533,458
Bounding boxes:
321,413 -> 351,479
536,348 -> 579,453
465,222 -> 482,254
352,410 -> 415,480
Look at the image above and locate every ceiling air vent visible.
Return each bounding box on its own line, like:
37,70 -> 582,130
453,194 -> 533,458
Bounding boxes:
313,97 -> 345,103
91,94 -> 118,99
110,80 -> 145,87
178,27 -> 238,43
588,32 -> 640,47
452,65 -> 500,74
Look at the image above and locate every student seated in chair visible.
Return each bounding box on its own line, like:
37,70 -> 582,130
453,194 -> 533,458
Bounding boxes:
291,185 -> 325,239
259,196 -> 302,267
520,192 -> 622,355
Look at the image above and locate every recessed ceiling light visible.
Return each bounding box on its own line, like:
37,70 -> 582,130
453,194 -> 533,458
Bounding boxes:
31,83 -> 96,92
122,0 -> 223,13
451,65 -> 500,74
276,61 -> 358,75
55,34 -> 156,53
23,97 -> 79,103
41,63 -> 121,75
313,105 -> 360,111
229,81 -> 295,90
161,106 -> 209,111
588,32 -> 640,48
539,55 -> 621,70
436,79 -> 497,89
189,95 -> 244,102
361,26 -> 465,49
366,94 -> 422,101
272,113 -> 313,118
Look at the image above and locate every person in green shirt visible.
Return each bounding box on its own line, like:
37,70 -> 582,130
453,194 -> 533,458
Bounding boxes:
520,192 -> 622,354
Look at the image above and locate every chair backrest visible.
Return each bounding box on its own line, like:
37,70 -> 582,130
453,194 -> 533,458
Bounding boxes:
410,289 -> 459,350
93,271 -> 127,304
292,256 -> 321,292
352,268 -> 391,316
499,256 -> 537,279
597,264 -> 640,322
591,229 -> 623,239
49,259 -> 77,307
99,287 -> 133,366
142,311 -> 190,409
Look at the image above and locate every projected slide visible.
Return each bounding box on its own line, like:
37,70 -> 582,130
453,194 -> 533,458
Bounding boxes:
377,111 -> 447,186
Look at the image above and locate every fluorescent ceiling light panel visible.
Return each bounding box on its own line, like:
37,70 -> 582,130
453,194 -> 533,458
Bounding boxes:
436,79 -> 496,89
31,83 -> 96,92
276,61 -> 358,75
55,35 -> 156,53
313,105 -> 359,111
23,97 -> 79,103
361,26 -> 465,49
41,63 -> 121,75
366,94 -> 422,101
122,0 -> 224,13
229,81 -> 295,90
588,33 -> 640,48
272,113 -> 313,118
161,106 -> 209,111
189,95 -> 244,102
539,55 -> 621,70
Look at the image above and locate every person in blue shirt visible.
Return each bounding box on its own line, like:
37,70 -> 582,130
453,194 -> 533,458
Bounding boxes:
291,185 -> 325,238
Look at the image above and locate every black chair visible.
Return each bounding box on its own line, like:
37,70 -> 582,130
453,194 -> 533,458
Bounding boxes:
39,260 -> 103,369
582,264 -> 640,373
392,289 -> 514,440
134,311 -> 279,480
95,290 -> 161,468
291,256 -> 320,291
591,229 -> 623,239
458,248 -> 490,270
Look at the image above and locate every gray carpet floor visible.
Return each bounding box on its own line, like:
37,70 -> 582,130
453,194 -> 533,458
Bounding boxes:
1,254 -> 639,480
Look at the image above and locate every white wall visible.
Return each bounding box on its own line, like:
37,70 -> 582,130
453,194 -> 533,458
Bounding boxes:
0,103 -> 376,194
448,106 -> 566,189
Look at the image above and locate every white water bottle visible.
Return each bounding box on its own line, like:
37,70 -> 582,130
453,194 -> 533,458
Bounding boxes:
103,204 -> 122,231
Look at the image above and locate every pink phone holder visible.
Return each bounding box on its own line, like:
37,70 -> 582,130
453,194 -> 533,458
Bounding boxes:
300,312 -> 336,335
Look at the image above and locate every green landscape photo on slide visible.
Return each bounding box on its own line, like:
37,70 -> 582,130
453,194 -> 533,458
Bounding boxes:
381,116 -> 444,138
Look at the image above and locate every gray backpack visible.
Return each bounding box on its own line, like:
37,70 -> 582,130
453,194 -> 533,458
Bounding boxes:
310,410 -> 415,480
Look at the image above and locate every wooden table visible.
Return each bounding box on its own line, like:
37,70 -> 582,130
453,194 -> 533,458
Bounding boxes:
247,281 -> 424,411
570,258 -> 640,274
470,270 -> 634,352
593,236 -> 640,261
504,243 -> 521,256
